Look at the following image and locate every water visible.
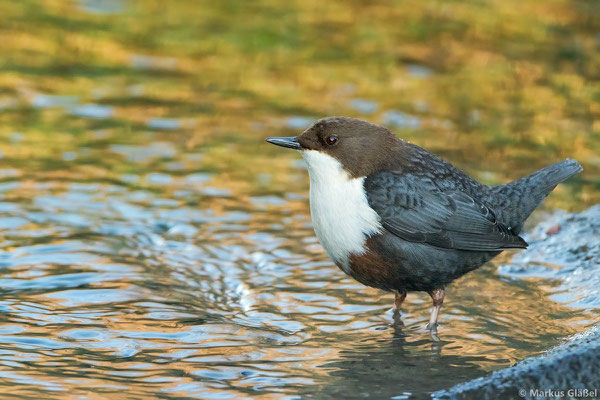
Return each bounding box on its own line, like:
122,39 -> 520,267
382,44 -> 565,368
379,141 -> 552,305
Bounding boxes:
0,1 -> 598,398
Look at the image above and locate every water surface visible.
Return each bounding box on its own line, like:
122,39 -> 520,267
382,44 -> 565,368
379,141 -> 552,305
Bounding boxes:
0,1 -> 598,398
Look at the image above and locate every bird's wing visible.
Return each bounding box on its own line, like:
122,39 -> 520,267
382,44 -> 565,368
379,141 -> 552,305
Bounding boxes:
364,172 -> 528,251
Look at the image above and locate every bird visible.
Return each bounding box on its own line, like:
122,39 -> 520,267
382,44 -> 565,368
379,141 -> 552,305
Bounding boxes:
266,116 -> 582,338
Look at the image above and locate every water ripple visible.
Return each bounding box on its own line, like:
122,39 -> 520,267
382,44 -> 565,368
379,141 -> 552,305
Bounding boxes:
0,4 -> 595,396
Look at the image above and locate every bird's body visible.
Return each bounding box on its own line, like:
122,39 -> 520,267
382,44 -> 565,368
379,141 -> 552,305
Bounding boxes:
267,116 -> 582,337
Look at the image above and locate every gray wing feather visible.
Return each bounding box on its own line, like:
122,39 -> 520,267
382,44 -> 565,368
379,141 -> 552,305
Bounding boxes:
364,172 -> 528,251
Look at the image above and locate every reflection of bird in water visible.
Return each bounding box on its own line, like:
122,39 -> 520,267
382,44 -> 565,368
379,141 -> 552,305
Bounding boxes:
311,334 -> 488,398
268,117 -> 582,340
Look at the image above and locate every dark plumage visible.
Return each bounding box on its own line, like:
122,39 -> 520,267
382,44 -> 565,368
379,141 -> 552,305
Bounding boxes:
267,116 -> 583,337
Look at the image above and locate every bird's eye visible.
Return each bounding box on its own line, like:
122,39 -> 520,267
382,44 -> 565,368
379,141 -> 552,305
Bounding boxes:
325,136 -> 338,145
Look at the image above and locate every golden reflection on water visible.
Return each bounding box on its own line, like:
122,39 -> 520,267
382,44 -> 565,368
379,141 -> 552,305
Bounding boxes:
0,0 -> 598,398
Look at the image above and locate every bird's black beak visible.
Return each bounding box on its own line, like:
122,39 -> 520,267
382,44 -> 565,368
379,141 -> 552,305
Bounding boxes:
266,136 -> 301,150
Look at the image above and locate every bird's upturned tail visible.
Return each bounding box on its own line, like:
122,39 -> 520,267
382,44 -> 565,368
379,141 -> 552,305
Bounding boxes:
488,158 -> 583,233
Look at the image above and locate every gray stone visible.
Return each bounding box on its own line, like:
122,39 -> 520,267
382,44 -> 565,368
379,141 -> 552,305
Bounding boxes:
433,326 -> 600,400
435,205 -> 600,400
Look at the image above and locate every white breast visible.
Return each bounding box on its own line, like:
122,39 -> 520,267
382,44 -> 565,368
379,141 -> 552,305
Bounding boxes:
300,150 -> 382,273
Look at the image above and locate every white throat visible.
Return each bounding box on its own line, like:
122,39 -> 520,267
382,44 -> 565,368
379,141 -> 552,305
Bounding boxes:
300,150 -> 382,272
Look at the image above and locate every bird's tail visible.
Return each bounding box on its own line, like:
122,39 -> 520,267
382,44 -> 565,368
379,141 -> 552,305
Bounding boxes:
488,159 -> 582,233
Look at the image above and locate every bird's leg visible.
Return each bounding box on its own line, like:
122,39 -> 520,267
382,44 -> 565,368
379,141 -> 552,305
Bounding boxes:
426,288 -> 445,333
394,289 -> 407,312
392,289 -> 407,327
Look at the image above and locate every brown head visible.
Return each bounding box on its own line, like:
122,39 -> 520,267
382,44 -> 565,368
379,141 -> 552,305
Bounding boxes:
267,116 -> 403,178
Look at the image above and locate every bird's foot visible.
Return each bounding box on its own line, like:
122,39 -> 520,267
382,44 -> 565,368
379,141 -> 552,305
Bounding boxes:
425,322 -> 438,331
392,309 -> 404,327
426,288 -> 444,341
426,322 -> 440,341
394,290 -> 407,312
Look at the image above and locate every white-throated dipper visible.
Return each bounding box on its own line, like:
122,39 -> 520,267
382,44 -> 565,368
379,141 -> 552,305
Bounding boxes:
266,116 -> 582,337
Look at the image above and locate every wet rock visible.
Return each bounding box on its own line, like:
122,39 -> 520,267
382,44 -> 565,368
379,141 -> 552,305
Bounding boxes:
435,205 -> 600,399
498,204 -> 600,309
433,326 -> 600,400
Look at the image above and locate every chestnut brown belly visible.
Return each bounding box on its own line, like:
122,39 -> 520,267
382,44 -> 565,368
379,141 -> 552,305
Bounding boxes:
346,247 -> 400,291
341,234 -> 500,292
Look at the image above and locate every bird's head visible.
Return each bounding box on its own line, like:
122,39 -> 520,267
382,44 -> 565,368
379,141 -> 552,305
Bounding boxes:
267,117 -> 400,178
